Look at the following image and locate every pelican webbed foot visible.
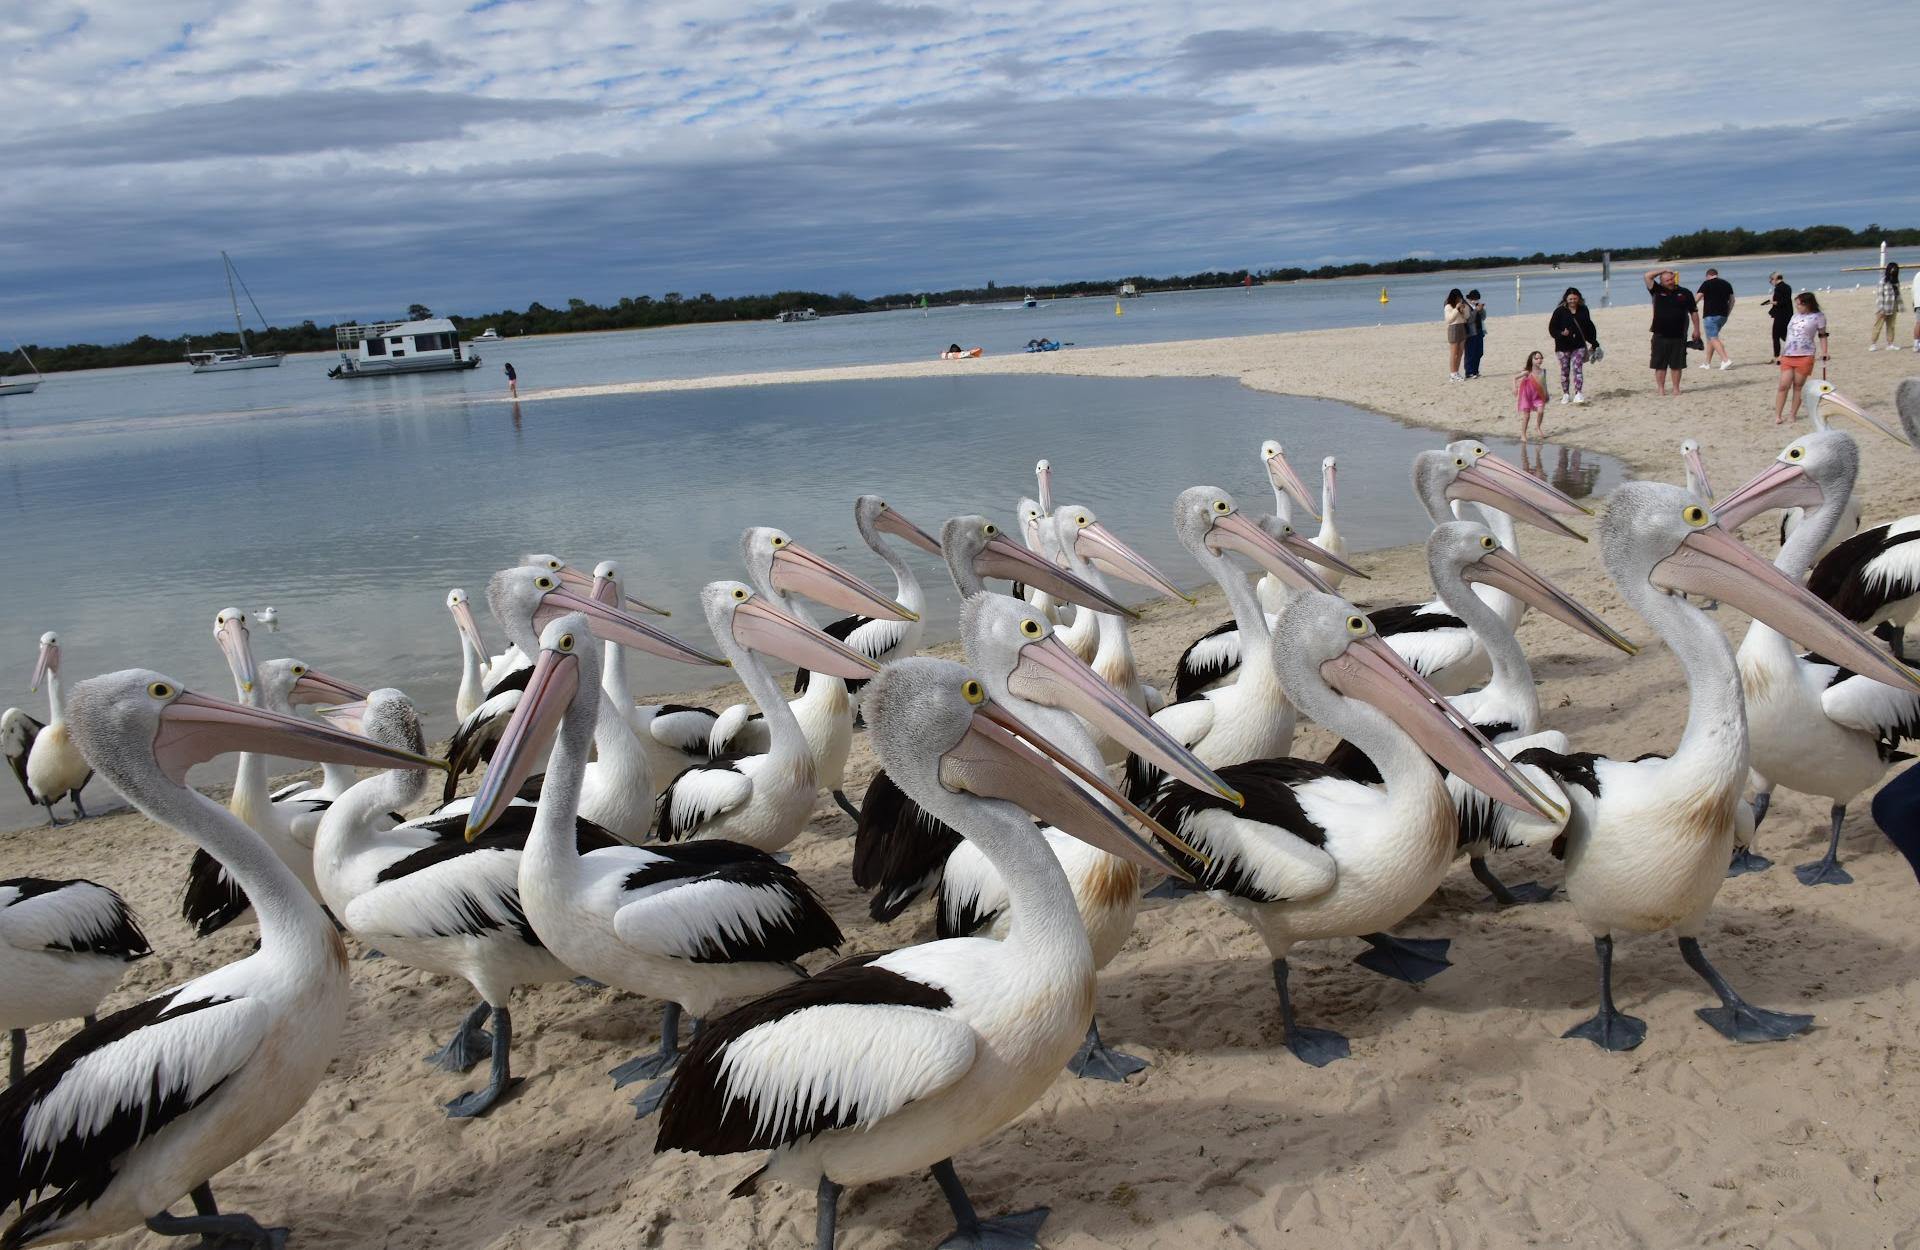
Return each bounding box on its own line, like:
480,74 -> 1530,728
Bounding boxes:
1678,937 -> 1813,1043
931,1160 -> 1048,1250
1470,858 -> 1555,905
145,1183 -> 288,1250
1271,959 -> 1350,1067
1064,1019 -> 1147,1082
611,1002 -> 684,1088
445,1006 -> 522,1118
1793,806 -> 1853,886
1351,932 -> 1452,982
424,1000 -> 493,1072
1562,935 -> 1647,1052
1726,847 -> 1773,877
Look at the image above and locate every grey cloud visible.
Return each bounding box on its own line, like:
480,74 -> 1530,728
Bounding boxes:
0,89 -> 601,167
1171,28 -> 1431,77
385,41 -> 475,73
814,0 -> 946,35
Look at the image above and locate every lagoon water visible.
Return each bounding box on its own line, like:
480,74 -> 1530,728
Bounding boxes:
0,283 -> 1646,828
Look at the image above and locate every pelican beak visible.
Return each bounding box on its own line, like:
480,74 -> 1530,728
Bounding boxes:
1074,521 -> 1191,604
30,640 -> 56,693
1463,548 -> 1638,655
939,697 -> 1200,878
214,613 -> 258,698
557,563 -> 669,617
532,584 -> 726,667
874,504 -> 942,555
1264,449 -> 1319,519
1322,634 -> 1566,819
1451,461 -> 1589,542
153,691 -> 443,786
1006,633 -> 1240,802
1036,459 -> 1055,508
1817,389 -> 1907,444
1654,522 -> 1920,694
974,532 -> 1137,618
1708,457 -> 1825,530
315,699 -> 369,734
1260,516 -> 1368,581
465,646 -> 577,839
734,595 -> 880,678
772,542 -> 916,622
449,595 -> 488,660
1323,460 -> 1338,516
1208,510 -> 1334,593
288,668 -> 373,708
1682,444 -> 1714,501
1474,450 -> 1591,515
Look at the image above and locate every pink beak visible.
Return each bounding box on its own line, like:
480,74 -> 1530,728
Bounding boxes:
1708,458 -> 1825,530
288,668 -> 373,708
1264,448 -> 1318,519
1074,520 -> 1192,604
531,584 -> 726,667
732,596 -> 880,679
1450,461 -> 1589,542
153,690 -> 442,786
974,531 -> 1137,618
1682,444 -> 1714,501
1815,388 -> 1907,444
449,595 -> 488,661
1463,548 -> 1637,654
771,542 -> 916,623
464,647 -> 579,838
1208,510 -> 1335,594
214,613 -> 258,698
874,504 -> 942,555
556,562 -> 669,617
30,640 -> 56,693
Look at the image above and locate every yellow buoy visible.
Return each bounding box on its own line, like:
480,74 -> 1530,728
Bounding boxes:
1380,286 -> 1389,305
1115,300 -> 1123,317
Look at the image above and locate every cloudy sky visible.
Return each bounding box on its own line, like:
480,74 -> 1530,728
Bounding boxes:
5,1 -> 1915,343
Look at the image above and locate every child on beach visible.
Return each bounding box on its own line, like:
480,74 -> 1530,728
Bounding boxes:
1514,351 -> 1549,441
1773,292 -> 1828,424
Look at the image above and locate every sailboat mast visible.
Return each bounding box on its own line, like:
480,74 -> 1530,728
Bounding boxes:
223,251 -> 249,356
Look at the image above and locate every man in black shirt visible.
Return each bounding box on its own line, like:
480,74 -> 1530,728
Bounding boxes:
1695,268 -> 1735,369
1644,268 -> 1704,395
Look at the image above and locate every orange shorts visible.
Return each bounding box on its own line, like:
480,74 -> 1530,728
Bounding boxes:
1779,355 -> 1813,371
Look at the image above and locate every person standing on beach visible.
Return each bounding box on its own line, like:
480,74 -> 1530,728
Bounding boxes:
1547,286 -> 1598,405
1869,262 -> 1903,350
1443,288 -> 1469,381
1696,268 -> 1735,369
1514,350 -> 1549,441
504,361 -> 518,397
1773,291 -> 1828,424
1764,271 -> 1793,362
1644,267 -> 1702,396
1462,289 -> 1487,379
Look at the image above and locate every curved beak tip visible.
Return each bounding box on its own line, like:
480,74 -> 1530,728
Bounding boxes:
241,680 -> 255,694
1219,785 -> 1244,805
900,605 -> 920,622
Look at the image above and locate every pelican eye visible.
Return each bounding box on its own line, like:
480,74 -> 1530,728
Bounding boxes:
1786,446 -> 1805,461
1346,615 -> 1368,634
961,679 -> 985,704
291,664 -> 306,675
877,501 -> 888,510
1019,618 -> 1043,638
731,587 -> 749,601
770,535 -> 787,548
557,633 -> 575,653
1479,535 -> 1497,551
982,523 -> 997,536
1471,445 -> 1487,456
1683,505 -> 1710,527
1453,456 -> 1467,467
1074,514 -> 1089,527
1212,499 -> 1231,514
148,681 -> 173,699
1263,446 -> 1277,459
535,576 -> 555,591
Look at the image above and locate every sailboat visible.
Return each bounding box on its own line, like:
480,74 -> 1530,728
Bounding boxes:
0,340 -> 43,396
186,252 -> 286,373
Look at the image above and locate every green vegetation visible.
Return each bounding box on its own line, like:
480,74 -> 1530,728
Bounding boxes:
16,223 -> 1912,375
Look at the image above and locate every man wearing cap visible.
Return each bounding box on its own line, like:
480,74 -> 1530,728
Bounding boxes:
1644,267 -> 1703,396
1695,268 -> 1735,369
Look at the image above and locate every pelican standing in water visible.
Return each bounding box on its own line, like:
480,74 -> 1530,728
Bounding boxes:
655,656 -> 1198,1250
0,670 -> 437,1249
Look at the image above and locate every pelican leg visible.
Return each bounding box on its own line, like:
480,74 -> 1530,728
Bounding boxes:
9,1028 -> 24,1084
1729,791 -> 1775,876
445,1006 -> 522,1118
40,801 -> 60,827
145,1183 -> 288,1249
1470,856 -> 1555,905
1678,937 -> 1813,1042
1065,1017 -> 1147,1082
70,792 -> 87,820
1351,932 -> 1452,982
815,1175 -> 842,1250
423,1000 -> 493,1072
929,1158 -> 1048,1250
610,1001 -> 682,1087
831,789 -> 861,822
1270,959 -> 1349,1066
1793,805 -> 1854,886
1562,936 -> 1646,1051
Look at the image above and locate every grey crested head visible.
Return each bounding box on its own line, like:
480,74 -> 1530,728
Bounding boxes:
861,657 -> 980,788
63,669 -> 179,790
487,563 -> 561,654
1599,480 -> 1699,591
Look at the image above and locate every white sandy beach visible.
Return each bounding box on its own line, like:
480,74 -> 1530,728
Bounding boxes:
10,286 -> 1920,1249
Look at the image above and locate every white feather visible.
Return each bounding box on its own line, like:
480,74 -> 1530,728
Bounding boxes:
343,850 -> 525,943
663,766 -> 755,834
612,879 -> 800,960
1,882 -> 133,954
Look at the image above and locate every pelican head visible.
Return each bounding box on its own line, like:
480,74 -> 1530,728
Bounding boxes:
486,565 -> 725,667
1260,441 -> 1318,519
702,580 -> 879,677
1802,379 -> 1906,444
464,615 -> 602,839
939,514 -> 1133,616
524,552 -> 669,617
1679,439 -> 1713,499
1257,516 -> 1367,580
740,526 -> 914,623
258,659 -> 372,715
1411,450 -> 1587,541
1052,504 -> 1191,604
1034,458 -> 1055,513
1173,486 -> 1335,594
30,631 -> 59,693
446,588 -> 487,661
1708,430 -> 1858,530
1427,522 -> 1636,654
213,608 -> 258,699
857,495 -> 941,555
1321,456 -> 1338,515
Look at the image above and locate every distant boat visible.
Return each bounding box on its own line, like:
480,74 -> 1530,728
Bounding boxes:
1022,294 -> 1039,308
186,252 -> 286,373
1117,282 -> 1140,298
473,327 -> 501,342
0,340 -> 42,396
327,317 -> 479,379
776,308 -> 819,323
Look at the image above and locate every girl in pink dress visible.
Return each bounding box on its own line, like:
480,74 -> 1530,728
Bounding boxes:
1514,350 -> 1549,441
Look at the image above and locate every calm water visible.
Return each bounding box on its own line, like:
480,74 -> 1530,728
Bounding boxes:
0,366 -> 1624,829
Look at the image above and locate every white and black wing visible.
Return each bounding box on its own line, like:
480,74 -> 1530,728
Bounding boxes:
181,851 -> 252,938
1173,618 -> 1242,702
794,614 -> 899,696
1448,731 -> 1571,852
0,879 -> 151,961
1123,697 -> 1217,803
654,955 -> 973,1159
441,670 -> 532,803
1812,656 -> 1920,754
0,991 -> 267,1240
644,704 -> 720,755
850,770 -> 961,921
1371,602 -> 1473,679
1144,759 -> 1341,902
706,704 -> 770,758
342,825 -> 576,946
1809,519 -> 1920,626
934,839 -> 1006,938
610,841 -> 842,964
654,760 -> 756,842
2,708 -> 43,804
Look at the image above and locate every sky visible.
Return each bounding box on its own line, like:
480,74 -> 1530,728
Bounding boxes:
4,1 -> 1916,344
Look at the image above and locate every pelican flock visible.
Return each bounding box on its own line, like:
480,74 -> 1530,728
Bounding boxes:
4,381 -> 1920,1250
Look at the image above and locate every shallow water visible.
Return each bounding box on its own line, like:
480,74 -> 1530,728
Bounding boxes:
0,371 -> 1623,829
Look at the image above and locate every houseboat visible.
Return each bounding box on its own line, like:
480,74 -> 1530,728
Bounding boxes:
1117,282 -> 1140,298
327,317 -> 480,379
473,327 -> 501,341
776,308 -> 819,323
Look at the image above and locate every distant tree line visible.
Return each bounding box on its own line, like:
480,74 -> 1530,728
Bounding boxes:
14,223 -> 1911,375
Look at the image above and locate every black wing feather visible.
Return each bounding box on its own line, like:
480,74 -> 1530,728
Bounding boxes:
1368,603 -> 1466,635
1145,758 -> 1336,901
1809,524 -> 1920,622
3,711 -> 43,805
1173,617 -> 1241,702
180,849 -> 251,937
620,841 -> 843,964
793,614 -> 866,696
850,770 -> 961,921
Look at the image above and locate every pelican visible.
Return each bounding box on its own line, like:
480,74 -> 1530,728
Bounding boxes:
654,656 -> 1196,1250
1710,433 -> 1920,883
1676,441 -> 1720,611
1143,593 -> 1560,1065
591,559 -> 724,801
312,688 -> 586,1118
1770,379 -> 1909,558
1016,458 -> 1069,627
465,606 -> 844,1118
0,669 -> 436,1248
656,584 -> 884,851
1312,456 -> 1348,590
1323,522 -> 1639,904
1485,482 -> 1919,1049
791,497 -> 938,699
5,634 -> 92,826
930,594 -> 1238,1080
2,878 -> 149,1085
709,528 -> 913,821
447,588 -> 490,721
